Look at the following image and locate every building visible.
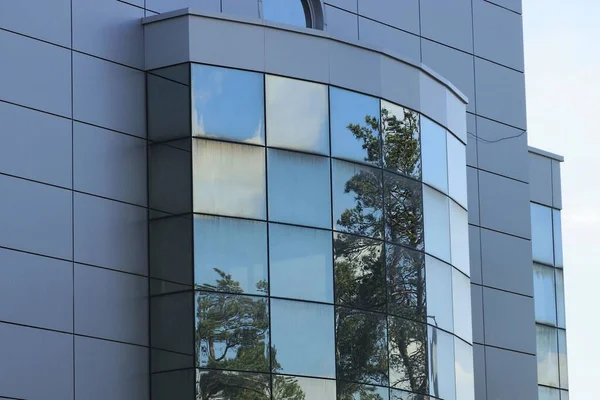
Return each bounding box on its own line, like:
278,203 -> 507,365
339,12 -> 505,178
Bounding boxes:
0,1 -> 566,400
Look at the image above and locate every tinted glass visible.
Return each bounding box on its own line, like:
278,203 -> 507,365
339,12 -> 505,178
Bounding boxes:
536,325 -> 559,387
558,329 -> 569,389
428,326 -> 455,400
454,339 -> 475,400
420,117 -> 447,193
197,369 -> 271,399
269,223 -> 333,303
425,255 -> 453,332
196,292 -> 269,372
553,209 -> 563,267
533,264 -> 557,326
330,87 -> 381,165
148,66 -> 191,142
271,300 -> 336,378
336,307 -> 389,386
452,269 -> 473,343
192,65 -> 265,144
194,216 -> 268,295
386,244 -> 426,322
446,133 -> 467,208
152,369 -> 195,400
384,172 -> 424,250
531,203 -> 554,265
273,375 -> 336,399
266,75 -> 329,155
422,185 -> 451,262
538,386 -> 560,400
263,0 -> 310,28
556,270 -> 566,328
381,101 -> 421,180
267,149 -> 331,228
449,200 -> 470,276
337,382 -> 389,400
388,317 -> 427,393
332,159 -> 384,239
334,233 -> 386,312
390,389 -> 429,400
193,139 -> 266,219
151,292 -> 194,355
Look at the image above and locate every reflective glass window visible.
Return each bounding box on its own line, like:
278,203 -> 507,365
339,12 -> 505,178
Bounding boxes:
330,87 -> 381,165
454,339 -> 475,400
390,389 -> 427,399
151,369 -> 195,400
194,216 -> 267,295
273,375 -> 336,399
533,264 -> 557,326
449,200 -> 470,276
553,209 -> 563,267
558,329 -> 569,389
271,299 -> 336,378
338,382 -> 389,400
384,172 -> 424,250
263,0 -> 311,28
197,369 -> 271,399
428,326 -> 456,400
556,270 -> 566,329
446,133 -> 468,208
538,386 -> 560,400
151,292 -> 194,355
452,269 -> 473,343
381,101 -> 421,180
193,139 -> 266,219
332,159 -> 384,239
336,307 -> 389,386
269,223 -> 333,303
425,255 -> 453,332
420,117 -> 447,193
388,317 -> 427,393
422,185 -> 451,262
536,325 -> 560,387
266,75 -> 329,155
334,233 -> 386,312
531,203 -> 554,265
267,149 -> 331,228
386,244 -> 426,322
191,65 -> 265,144
195,292 -> 269,372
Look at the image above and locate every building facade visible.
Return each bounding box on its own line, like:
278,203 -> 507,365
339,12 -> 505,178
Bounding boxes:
0,1 -> 566,400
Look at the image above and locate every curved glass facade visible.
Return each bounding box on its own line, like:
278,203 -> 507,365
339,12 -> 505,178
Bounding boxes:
148,63 -> 472,400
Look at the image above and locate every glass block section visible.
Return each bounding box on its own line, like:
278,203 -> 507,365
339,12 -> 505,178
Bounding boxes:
531,203 -> 554,265
420,117 -> 447,193
454,339 -> 474,400
386,244 -> 426,322
537,325 -> 559,387
381,100 -> 421,180
388,316 -> 427,393
197,369 -> 271,399
428,326 -> 455,400
533,264 -> 557,326
422,185 -> 451,263
273,375 -> 336,399
452,269 -> 473,343
446,133 -> 468,208
425,255 -> 453,333
384,171 -> 424,251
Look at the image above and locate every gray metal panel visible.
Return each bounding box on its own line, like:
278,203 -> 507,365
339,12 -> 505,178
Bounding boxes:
73,123 -> 147,207
144,16 -> 190,70
380,55 -> 420,112
222,0 -> 260,18
473,344 -> 487,400
473,0 -> 524,71
329,41 -> 381,97
325,5 -> 358,42
467,167 -> 479,225
471,284 -> 484,343
0,30 -> 71,117
0,323 -> 73,400
480,228 -> 533,296
75,336 -> 149,400
72,0 -> 144,69
0,102 -> 72,188
478,170 -> 531,239
469,225 -> 482,284
147,0 -> 220,13
477,116 -> 528,182
467,132 -> 477,167
475,57 -> 526,129
0,175 -> 72,260
483,287 -> 536,354
552,160 -> 562,209
529,152 -> 553,206
73,53 -> 146,137
0,248 -> 73,332
358,17 -> 420,62
484,0 -> 522,15
74,264 -> 148,346
0,0 -> 71,46
420,72 -> 447,128
74,193 -> 148,275
485,347 -> 538,400
420,0 -> 473,53
357,0 -> 419,34
325,0 -> 357,12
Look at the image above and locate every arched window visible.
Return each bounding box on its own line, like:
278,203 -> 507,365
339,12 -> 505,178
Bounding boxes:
262,0 -> 324,30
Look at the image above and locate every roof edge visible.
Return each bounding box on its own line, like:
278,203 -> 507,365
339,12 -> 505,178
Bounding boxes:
528,146 -> 564,162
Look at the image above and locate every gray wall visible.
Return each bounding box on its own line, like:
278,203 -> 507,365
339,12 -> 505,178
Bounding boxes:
0,0 -> 533,399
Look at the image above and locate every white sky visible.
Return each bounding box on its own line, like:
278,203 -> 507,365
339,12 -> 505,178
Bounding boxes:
523,0 -> 600,396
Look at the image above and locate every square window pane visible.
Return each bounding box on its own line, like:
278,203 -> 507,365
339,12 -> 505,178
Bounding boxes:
271,300 -> 336,378
422,185 -> 451,263
269,223 -> 333,303
388,317 -> 427,393
387,244 -> 426,322
194,216 -> 268,295
330,87 -> 381,166
266,75 -> 329,155
533,264 -> 557,326
447,133 -> 467,208
334,233 -> 385,312
558,329 -> 569,389
263,0 -> 310,28
384,172 -> 424,251
425,255 -> 453,332
192,64 -> 265,144
556,270 -> 566,329
332,159 -> 384,239
193,139 -> 266,219
449,201 -> 470,276
337,382 -> 389,400
553,209 -> 563,267
381,101 -> 421,180
537,324 -> 560,387
151,369 -> 195,400
454,339 -> 475,400
151,292 -> 194,355
452,269 -> 473,343
197,369 -> 271,399
428,326 -> 456,400
390,388 -> 428,399
531,203 -> 554,265
336,307 -> 389,386
273,375 -> 336,400
538,386 -> 560,400
195,292 -> 269,372
420,117 -> 447,193
267,149 -> 331,228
